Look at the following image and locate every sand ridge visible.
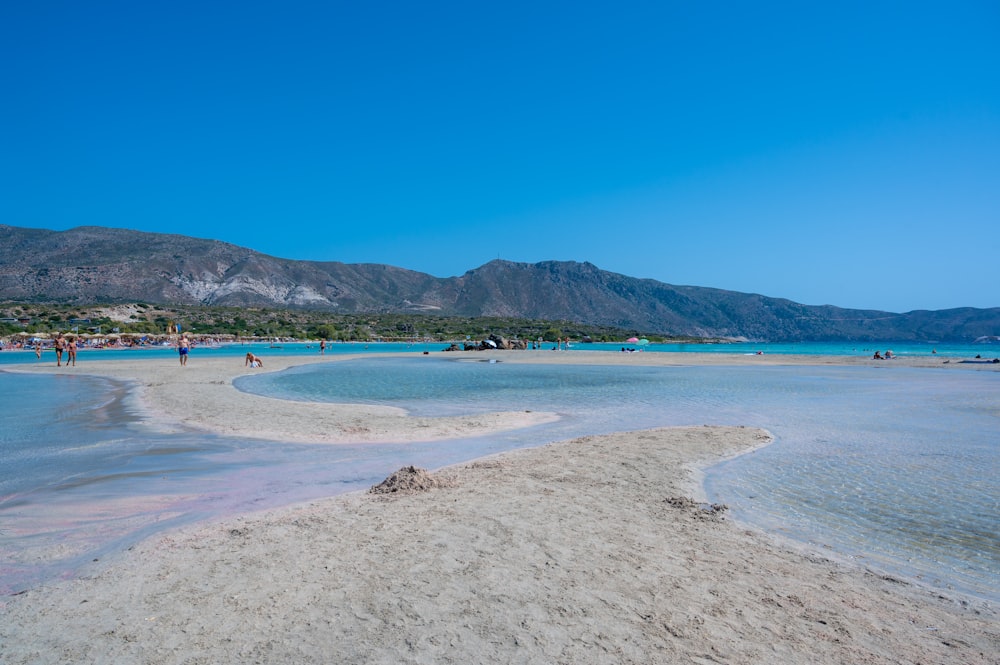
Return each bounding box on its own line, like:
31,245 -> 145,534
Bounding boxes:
7,353 -> 560,444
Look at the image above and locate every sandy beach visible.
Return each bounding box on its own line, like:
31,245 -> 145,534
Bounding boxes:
6,353 -> 563,444
6,349 -> 995,446
2,350 -> 998,663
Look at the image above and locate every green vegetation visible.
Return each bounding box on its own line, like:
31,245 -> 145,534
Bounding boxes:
0,302 -> 712,344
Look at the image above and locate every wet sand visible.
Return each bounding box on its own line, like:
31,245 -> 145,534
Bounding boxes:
2,351 -> 997,663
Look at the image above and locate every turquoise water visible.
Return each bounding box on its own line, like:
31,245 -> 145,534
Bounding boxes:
0,336 -> 997,368
1,354 -> 998,605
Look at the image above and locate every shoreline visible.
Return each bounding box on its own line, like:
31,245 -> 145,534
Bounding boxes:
2,351 -> 997,662
2,424 -> 996,663
7,349 -> 997,446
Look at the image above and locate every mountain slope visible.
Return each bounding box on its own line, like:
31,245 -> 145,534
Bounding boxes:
1,225 -> 997,342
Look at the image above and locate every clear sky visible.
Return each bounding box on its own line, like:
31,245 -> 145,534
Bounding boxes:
2,2 -> 998,312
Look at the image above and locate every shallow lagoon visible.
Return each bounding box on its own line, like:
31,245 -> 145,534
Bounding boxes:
238,357 -> 1000,602
1,356 -> 997,603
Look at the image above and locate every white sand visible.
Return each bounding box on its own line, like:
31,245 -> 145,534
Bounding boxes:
8,353 -> 560,443
2,350 -> 998,663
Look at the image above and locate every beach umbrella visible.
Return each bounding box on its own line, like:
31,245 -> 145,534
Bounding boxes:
483,339 -> 498,348
626,337 -> 639,343
637,338 -> 649,346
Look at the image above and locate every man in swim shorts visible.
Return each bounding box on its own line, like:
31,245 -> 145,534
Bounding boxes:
54,333 -> 65,367
178,334 -> 189,366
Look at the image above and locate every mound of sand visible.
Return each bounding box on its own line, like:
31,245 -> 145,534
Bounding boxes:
369,465 -> 455,494
665,495 -> 729,520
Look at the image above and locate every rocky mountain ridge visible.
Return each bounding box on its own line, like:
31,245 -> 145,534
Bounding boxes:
1,224 -> 997,342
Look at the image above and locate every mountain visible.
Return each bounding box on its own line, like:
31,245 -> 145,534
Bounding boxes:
1,224 -> 997,342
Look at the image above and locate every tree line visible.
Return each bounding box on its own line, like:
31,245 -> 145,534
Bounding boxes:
0,302 -> 706,343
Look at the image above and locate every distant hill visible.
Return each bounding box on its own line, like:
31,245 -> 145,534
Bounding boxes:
1,224 -> 997,342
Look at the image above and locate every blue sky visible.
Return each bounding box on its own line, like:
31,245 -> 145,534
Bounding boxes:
2,2 -> 998,312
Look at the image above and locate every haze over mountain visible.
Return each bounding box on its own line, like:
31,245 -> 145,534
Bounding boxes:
1,225 -> 997,342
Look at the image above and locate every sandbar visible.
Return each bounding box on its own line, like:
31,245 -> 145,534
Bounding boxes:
7,353 -> 561,444
6,348 -> 995,445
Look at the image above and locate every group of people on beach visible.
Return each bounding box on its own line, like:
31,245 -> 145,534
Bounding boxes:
872,350 -> 894,359
51,333 -> 78,367
545,337 -> 571,351
20,330 -> 271,370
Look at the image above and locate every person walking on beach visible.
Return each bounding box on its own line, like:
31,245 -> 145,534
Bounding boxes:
66,335 -> 77,367
178,334 -> 190,366
34,341 -> 42,360
320,338 -> 326,355
54,333 -> 65,367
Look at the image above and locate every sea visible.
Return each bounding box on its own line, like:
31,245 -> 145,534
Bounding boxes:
1,340 -> 997,604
